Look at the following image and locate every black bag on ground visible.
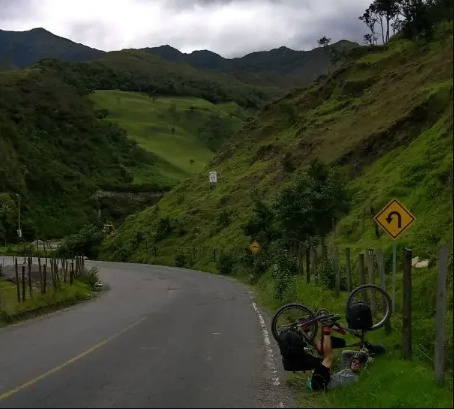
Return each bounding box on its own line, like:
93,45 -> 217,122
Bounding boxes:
277,329 -> 321,372
346,301 -> 373,330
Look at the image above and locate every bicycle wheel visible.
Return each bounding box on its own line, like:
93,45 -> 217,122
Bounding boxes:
346,284 -> 392,331
271,303 -> 318,343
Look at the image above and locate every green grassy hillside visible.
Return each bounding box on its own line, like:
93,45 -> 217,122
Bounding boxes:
91,91 -> 245,187
101,27 -> 453,263
100,23 -> 453,408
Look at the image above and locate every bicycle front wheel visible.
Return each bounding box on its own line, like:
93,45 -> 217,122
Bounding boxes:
271,303 -> 318,343
346,284 -> 392,331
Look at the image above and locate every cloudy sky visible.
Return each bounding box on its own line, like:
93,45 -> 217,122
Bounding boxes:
0,0 -> 372,57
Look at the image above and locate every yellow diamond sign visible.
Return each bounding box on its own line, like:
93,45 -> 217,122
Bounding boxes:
374,199 -> 415,239
250,241 -> 261,253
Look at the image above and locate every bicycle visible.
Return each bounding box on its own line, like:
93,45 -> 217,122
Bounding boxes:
271,284 -> 393,358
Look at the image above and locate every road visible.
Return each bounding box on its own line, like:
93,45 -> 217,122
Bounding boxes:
0,258 -> 297,408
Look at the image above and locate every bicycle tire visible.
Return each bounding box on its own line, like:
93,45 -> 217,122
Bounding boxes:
271,303 -> 318,343
346,284 -> 392,332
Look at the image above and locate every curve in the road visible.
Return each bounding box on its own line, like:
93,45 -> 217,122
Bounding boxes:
0,259 -> 297,408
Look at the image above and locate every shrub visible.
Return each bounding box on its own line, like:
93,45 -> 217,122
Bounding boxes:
174,253 -> 186,267
216,252 -> 236,275
316,255 -> 347,292
58,224 -> 104,259
78,267 -> 100,290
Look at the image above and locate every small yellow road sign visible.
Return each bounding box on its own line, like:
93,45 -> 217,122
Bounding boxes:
374,199 -> 415,239
250,241 -> 261,253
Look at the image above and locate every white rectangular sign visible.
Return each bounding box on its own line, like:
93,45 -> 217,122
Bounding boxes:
209,171 -> 218,183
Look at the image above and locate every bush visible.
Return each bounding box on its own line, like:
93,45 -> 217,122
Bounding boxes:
240,249 -> 270,284
269,241 -> 298,303
58,224 -> 104,259
155,217 -> 173,241
216,209 -> 232,230
216,252 -> 236,275
271,263 -> 297,304
316,255 -> 347,292
78,267 -> 100,290
174,253 -> 186,267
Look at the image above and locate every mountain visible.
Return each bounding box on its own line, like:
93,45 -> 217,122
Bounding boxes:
36,50 -> 281,108
0,27 -> 104,68
0,27 -> 358,89
142,41 -> 359,87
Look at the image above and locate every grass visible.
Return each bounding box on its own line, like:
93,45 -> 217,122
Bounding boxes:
0,277 -> 94,327
91,91 -> 245,187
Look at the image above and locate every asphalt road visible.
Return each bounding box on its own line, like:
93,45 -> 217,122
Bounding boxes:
0,258 -> 297,408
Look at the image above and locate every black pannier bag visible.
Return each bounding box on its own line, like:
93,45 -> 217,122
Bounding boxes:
346,301 -> 373,331
277,329 -> 321,372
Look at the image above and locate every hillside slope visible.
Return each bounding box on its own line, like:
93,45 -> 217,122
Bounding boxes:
101,29 -> 453,262
91,91 -> 244,187
0,66 -> 154,240
0,28 -> 104,68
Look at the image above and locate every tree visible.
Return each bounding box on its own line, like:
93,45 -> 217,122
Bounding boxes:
360,7 -> 379,44
317,36 -> 332,48
364,33 -> 376,45
0,193 -> 17,242
317,36 -> 332,74
373,0 -> 400,43
242,194 -> 280,247
273,159 -> 351,245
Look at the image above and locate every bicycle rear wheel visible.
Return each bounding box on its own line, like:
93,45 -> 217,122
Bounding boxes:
346,284 -> 392,331
271,303 -> 318,343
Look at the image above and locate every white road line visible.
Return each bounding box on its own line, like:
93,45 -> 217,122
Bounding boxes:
251,302 -> 285,408
251,302 -> 280,387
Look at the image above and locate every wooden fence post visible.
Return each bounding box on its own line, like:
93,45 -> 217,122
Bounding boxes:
358,253 -> 366,302
298,243 -> 304,275
403,248 -> 413,360
70,262 -> 74,285
28,257 -> 33,297
376,248 -> 391,333
305,247 -> 311,284
38,257 -> 42,292
345,247 -> 352,293
21,265 -> 26,302
434,244 -> 449,385
43,264 -> 47,294
334,245 -> 340,297
367,249 -> 377,315
15,258 -> 20,302
392,242 -> 397,311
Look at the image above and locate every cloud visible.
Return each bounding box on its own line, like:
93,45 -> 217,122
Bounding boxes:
0,0 -> 372,57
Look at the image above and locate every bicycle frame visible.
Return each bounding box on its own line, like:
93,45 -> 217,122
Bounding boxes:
296,316 -> 368,351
